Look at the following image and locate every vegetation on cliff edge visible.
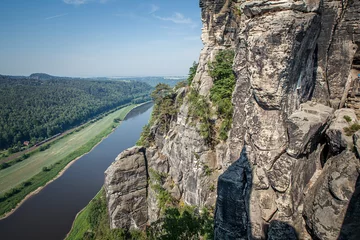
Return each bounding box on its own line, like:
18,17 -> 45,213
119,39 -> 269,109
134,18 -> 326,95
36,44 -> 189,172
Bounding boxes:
137,83 -> 185,147
187,49 -> 235,144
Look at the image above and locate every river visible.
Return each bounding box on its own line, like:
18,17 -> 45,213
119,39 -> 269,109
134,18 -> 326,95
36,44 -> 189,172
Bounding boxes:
0,103 -> 153,240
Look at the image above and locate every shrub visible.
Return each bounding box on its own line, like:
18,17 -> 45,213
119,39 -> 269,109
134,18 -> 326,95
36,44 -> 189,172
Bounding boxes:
187,62 -> 198,85
0,162 -> 9,170
344,115 -> 352,123
188,88 -> 214,145
146,205 -> 214,240
42,166 -> 50,172
344,123 -> 360,136
174,80 -> 187,90
22,181 -> 32,187
209,49 -> 236,141
203,164 -> 213,177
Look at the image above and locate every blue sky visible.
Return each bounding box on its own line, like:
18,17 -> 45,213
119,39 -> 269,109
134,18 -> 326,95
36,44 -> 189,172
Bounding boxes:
0,0 -> 203,77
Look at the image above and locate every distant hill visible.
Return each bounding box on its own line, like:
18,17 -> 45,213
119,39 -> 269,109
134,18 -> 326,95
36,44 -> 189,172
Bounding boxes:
2,73 -> 186,87
29,73 -> 60,80
104,76 -> 186,87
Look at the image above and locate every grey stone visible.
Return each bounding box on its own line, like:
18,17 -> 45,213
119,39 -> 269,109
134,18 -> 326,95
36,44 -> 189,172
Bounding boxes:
286,102 -> 333,157
326,108 -> 357,153
104,146 -> 148,230
353,130 -> 360,158
303,151 -> 360,240
268,154 -> 295,193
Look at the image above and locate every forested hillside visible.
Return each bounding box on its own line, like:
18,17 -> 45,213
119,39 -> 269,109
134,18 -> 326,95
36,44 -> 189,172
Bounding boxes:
0,77 -> 152,150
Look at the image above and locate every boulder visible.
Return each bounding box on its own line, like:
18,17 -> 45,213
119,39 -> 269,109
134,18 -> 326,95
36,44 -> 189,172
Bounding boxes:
303,151 -> 360,240
326,108 -> 357,154
286,102 -> 333,157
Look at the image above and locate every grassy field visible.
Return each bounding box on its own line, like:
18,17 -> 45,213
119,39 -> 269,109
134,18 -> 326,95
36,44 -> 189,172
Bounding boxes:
0,104 -> 137,217
0,104 -> 135,194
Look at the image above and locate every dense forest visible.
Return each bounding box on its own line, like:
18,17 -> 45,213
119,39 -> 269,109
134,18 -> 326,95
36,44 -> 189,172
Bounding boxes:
0,76 -> 152,150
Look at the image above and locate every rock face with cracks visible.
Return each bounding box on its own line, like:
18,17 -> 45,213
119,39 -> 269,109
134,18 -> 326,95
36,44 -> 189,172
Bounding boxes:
104,0 -> 360,239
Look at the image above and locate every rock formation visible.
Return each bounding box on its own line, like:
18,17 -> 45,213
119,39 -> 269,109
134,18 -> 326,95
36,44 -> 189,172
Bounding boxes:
104,0 -> 360,239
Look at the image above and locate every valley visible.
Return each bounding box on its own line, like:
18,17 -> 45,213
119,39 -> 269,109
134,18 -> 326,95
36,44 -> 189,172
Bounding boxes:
0,103 -> 153,240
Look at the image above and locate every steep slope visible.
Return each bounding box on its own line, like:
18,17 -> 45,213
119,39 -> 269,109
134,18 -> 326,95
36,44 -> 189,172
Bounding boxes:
104,0 -> 360,239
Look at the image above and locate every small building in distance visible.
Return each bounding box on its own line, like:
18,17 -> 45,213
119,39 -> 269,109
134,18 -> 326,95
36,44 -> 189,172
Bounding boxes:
23,141 -> 30,146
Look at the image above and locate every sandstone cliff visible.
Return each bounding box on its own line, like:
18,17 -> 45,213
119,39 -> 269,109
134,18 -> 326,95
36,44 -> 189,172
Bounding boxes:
104,0 -> 360,239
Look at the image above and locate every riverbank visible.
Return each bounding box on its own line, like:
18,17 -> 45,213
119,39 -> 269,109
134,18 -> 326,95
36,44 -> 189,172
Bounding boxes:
0,103 -> 148,219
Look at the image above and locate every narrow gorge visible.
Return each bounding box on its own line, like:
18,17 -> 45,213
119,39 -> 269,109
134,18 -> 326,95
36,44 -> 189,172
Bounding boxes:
104,0 -> 360,239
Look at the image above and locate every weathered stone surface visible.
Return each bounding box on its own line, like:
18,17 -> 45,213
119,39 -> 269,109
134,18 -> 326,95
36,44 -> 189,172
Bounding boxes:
303,151 -> 360,240
104,0 -> 360,238
267,220 -> 298,240
286,102 -> 333,157
326,108 -> 357,153
253,166 -> 270,190
104,146 -> 148,229
258,188 -> 277,222
353,130 -> 360,158
268,154 -> 294,193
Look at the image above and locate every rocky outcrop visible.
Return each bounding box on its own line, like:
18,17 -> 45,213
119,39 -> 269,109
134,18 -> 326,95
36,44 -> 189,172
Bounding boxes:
303,150 -> 360,240
104,0 -> 360,239
104,146 -> 148,230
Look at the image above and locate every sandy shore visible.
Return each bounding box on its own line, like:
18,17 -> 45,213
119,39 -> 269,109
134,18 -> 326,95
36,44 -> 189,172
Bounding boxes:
0,102 -> 151,220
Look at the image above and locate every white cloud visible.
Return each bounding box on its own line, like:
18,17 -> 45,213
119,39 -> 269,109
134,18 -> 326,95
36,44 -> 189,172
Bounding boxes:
149,4 -> 159,14
154,12 -> 193,24
45,13 -> 68,20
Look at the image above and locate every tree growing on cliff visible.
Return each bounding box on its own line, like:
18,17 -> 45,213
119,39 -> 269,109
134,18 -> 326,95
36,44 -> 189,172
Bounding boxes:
209,49 -> 236,140
187,61 -> 198,85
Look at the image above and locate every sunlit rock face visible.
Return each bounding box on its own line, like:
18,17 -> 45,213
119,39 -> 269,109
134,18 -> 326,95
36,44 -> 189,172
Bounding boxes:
105,0 -> 360,239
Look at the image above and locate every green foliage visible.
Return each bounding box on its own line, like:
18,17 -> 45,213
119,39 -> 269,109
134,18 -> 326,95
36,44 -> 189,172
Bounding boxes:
138,83 -> 183,147
209,184 -> 215,192
66,189 -> 144,240
136,124 -> 152,147
188,89 -> 214,145
186,50 -> 235,144
0,77 -> 152,150
39,144 -> 51,152
149,168 -> 168,183
202,164 -> 213,177
149,168 -> 174,211
87,196 -> 106,229
113,118 -> 121,123
0,162 -> 9,170
187,62 -> 198,85
146,206 -> 214,240
344,115 -> 352,123
344,123 -> 360,136
209,49 -> 235,141
174,80 -> 187,91
42,166 -> 50,172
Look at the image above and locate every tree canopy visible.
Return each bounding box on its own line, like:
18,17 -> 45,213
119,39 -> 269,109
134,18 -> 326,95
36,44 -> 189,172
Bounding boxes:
0,77 -> 152,150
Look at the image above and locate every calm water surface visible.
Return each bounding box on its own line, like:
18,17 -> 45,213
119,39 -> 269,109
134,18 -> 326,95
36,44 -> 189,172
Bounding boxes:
0,103 -> 153,240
